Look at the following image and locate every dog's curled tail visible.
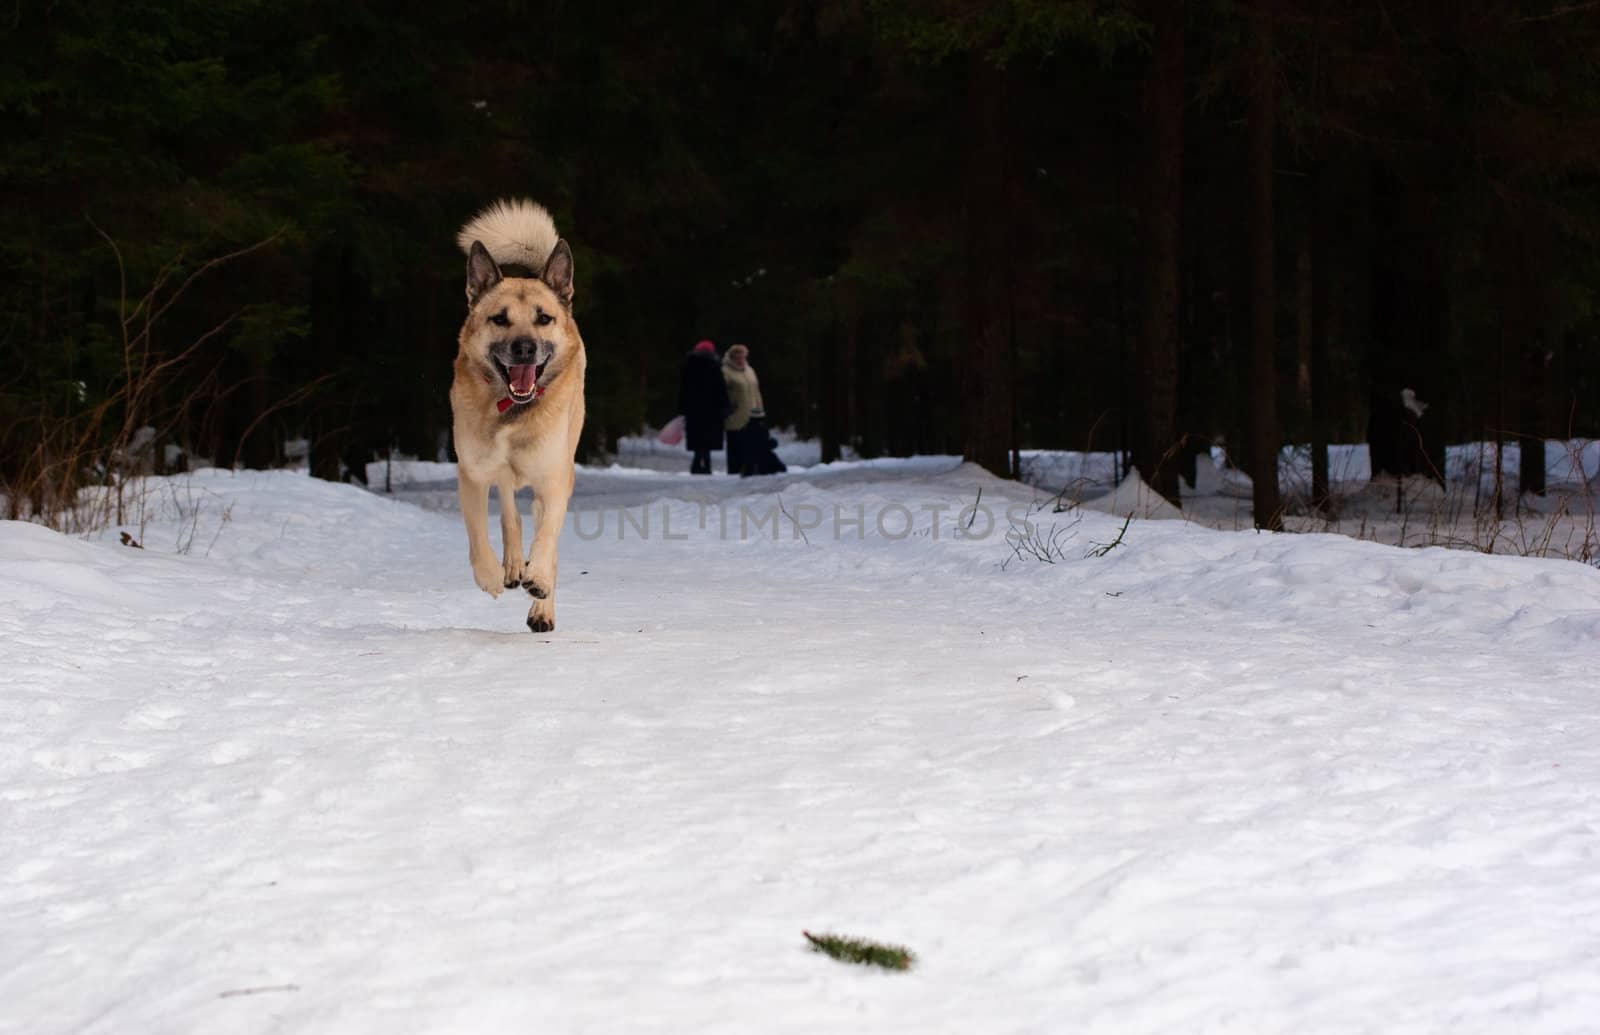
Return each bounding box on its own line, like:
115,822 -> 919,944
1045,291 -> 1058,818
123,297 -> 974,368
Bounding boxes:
457,199 -> 559,269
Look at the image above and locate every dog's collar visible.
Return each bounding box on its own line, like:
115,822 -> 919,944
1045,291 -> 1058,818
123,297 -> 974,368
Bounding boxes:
486,372 -> 544,413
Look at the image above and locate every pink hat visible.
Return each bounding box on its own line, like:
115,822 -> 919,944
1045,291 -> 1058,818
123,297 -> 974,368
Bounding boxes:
693,340 -> 716,355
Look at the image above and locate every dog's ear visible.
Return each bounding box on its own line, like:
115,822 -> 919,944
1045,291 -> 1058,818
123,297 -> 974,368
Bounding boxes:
465,241 -> 502,307
541,239 -> 575,306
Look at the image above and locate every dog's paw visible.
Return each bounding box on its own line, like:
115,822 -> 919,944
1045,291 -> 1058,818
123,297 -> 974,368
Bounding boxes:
527,615 -> 555,634
503,554 -> 526,589
472,556 -> 505,598
520,560 -> 553,599
527,598 -> 554,633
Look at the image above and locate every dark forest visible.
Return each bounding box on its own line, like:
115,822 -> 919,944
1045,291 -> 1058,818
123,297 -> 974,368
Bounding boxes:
5,0 -> 1599,529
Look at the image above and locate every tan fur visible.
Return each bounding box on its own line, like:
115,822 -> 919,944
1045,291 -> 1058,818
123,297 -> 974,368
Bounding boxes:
449,200 -> 586,633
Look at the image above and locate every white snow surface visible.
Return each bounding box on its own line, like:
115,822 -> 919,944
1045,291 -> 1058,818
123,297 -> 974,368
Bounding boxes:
5,455 -> 1600,1034
1019,440 -> 1600,562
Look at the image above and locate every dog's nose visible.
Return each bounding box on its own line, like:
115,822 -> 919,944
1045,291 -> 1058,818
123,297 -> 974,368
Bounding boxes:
509,336 -> 537,362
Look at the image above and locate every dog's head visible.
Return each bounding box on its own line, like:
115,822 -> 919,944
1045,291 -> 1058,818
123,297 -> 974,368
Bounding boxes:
459,239 -> 577,409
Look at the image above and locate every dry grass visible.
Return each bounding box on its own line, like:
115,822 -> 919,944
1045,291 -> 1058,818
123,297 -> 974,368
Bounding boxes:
1,228 -> 283,535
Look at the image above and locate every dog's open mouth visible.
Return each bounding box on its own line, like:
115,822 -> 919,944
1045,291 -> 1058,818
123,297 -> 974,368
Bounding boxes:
500,360 -> 548,403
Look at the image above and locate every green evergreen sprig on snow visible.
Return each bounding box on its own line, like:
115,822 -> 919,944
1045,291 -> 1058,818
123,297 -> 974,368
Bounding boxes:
803,930 -> 916,971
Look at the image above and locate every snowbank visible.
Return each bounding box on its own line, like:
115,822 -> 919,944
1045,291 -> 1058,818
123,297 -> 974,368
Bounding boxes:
5,458 -> 1600,1034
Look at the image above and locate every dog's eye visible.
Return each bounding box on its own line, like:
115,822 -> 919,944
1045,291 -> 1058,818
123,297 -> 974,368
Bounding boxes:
535,311 -> 555,327
488,311 -> 511,327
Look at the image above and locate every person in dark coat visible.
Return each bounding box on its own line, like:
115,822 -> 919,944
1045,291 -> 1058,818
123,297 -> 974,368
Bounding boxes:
678,340 -> 730,475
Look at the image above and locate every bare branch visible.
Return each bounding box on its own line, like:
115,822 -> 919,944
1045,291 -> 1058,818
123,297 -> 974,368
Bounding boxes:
1516,1 -> 1600,22
84,215 -> 129,333
777,494 -> 810,545
147,229 -> 287,332
232,374 -> 335,469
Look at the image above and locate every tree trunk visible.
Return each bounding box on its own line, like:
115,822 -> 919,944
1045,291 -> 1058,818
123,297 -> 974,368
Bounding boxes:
1518,338 -> 1547,497
1493,320 -> 1508,519
1309,187 -> 1331,511
1247,0 -> 1283,530
310,419 -> 345,482
308,244 -> 345,480
240,359 -> 276,470
1135,0 -> 1185,506
819,320 -> 842,465
841,283 -> 861,458
961,56 -> 1016,478
1296,231 -> 1312,431
1515,241 -> 1548,497
1116,258 -> 1129,485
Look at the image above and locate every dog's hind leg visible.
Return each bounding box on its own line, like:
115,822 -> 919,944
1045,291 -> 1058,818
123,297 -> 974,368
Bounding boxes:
457,470 -> 504,598
523,468 -> 573,633
497,478 -> 526,588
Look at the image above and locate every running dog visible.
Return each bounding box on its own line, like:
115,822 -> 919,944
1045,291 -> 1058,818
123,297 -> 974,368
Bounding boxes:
450,199 -> 586,633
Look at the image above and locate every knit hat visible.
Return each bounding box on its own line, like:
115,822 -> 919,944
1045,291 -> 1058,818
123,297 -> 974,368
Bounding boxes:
693,340 -> 716,355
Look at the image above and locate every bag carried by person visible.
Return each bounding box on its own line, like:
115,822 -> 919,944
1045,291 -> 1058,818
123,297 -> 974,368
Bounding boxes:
757,437 -> 788,474
742,417 -> 787,475
657,415 -> 686,446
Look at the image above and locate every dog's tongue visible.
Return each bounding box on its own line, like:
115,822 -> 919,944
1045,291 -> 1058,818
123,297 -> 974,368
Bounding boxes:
507,364 -> 539,396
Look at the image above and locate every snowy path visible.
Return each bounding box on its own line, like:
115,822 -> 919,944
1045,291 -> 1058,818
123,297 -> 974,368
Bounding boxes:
4,460 -> 1600,1033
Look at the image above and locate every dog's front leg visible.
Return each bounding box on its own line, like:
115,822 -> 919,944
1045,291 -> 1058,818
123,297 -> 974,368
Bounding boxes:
522,470 -> 573,633
497,478 -> 526,588
457,470 -> 504,597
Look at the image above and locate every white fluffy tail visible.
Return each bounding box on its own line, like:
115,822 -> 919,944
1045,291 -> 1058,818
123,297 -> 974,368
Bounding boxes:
457,199 -> 559,269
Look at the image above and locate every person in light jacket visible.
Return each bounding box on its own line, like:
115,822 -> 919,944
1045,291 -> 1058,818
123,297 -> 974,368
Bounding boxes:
722,344 -> 766,477
677,340 -> 730,474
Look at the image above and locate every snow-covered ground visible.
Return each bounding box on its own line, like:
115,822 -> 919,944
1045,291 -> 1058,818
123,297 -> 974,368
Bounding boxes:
5,448 -> 1600,1033
1020,439 -> 1600,563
